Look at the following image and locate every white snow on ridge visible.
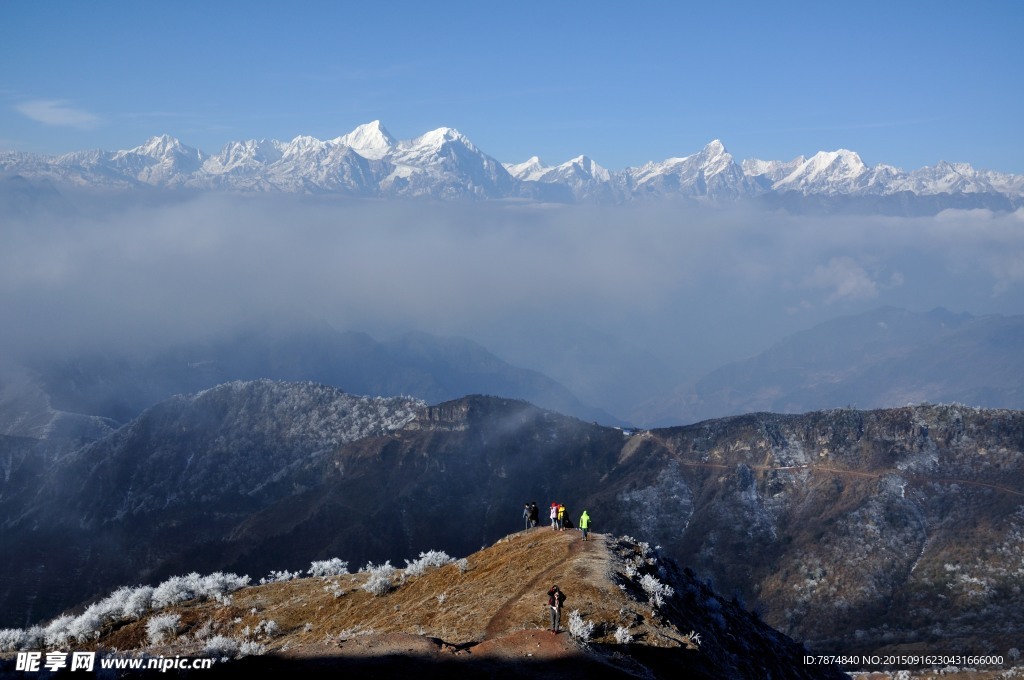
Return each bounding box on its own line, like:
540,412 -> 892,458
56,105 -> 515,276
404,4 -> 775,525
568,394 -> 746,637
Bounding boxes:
2,121 -> 1021,204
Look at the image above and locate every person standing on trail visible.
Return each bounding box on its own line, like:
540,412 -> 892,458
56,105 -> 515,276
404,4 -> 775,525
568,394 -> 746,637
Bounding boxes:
579,510 -> 591,541
523,503 -> 532,530
556,504 -> 566,531
529,501 -> 539,528
550,502 -> 558,530
547,584 -> 566,632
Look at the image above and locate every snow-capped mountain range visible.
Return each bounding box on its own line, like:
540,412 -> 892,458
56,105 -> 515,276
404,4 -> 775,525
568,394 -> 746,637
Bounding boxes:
3,120 -> 1022,209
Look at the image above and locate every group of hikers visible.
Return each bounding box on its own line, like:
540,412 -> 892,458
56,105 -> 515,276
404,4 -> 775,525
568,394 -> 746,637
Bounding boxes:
519,501 -> 591,633
522,502 -> 591,541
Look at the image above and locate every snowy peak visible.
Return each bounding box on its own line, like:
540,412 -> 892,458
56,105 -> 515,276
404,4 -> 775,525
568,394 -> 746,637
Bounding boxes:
773,149 -> 869,194
123,134 -> 198,160
335,120 -> 396,160
2,122 -> 1021,210
504,156 -> 549,182
401,127 -> 479,157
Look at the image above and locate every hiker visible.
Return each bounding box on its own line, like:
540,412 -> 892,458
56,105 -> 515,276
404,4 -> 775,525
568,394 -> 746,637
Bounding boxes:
547,584 -> 566,632
550,502 -> 558,530
556,504 -> 566,531
529,501 -> 539,528
523,503 -> 532,530
579,510 -> 591,541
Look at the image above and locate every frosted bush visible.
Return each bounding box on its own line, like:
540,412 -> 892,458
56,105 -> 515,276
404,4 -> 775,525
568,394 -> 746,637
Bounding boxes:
66,605 -> 103,642
308,558 -> 349,578
254,620 -> 279,638
361,561 -> 397,596
639,574 -> 674,605
21,626 -> 43,651
614,626 -> 633,645
457,558 -> 469,573
116,586 -> 155,620
239,640 -> 266,656
153,571 -> 250,608
567,610 -> 594,642
43,615 -> 74,648
81,585 -> 152,623
146,613 -> 180,645
203,635 -> 240,658
260,570 -> 300,584
404,550 -> 455,577
0,629 -> 27,653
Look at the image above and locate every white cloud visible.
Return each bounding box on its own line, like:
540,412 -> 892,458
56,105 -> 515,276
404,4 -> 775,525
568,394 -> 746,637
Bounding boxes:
15,99 -> 100,129
803,257 -> 880,304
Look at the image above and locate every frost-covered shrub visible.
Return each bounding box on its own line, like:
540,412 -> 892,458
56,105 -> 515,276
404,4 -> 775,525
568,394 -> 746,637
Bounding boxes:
21,626 -> 43,651
114,585 -> 155,620
146,614 -> 180,645
324,583 -> 345,598
254,620 -> 279,638
153,572 -> 250,608
614,626 -> 633,645
404,550 -> 455,577
567,610 -> 594,642
203,635 -> 240,658
66,605 -> 103,643
308,558 -> 349,578
639,573 -> 674,607
457,558 -> 469,573
260,570 -> 301,584
239,640 -> 266,656
361,561 -> 397,596
0,628 -> 27,653
43,615 -> 75,648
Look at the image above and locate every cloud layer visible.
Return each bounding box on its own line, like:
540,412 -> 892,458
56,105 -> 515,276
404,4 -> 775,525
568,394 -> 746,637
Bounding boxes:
2,194 -> 1022,394
15,99 -> 100,129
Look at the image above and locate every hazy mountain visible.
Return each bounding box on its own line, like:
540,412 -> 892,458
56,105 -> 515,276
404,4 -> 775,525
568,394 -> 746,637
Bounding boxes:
21,313 -> 616,426
643,307 -> 1024,426
2,384 -> 1021,663
4,122 -> 1021,213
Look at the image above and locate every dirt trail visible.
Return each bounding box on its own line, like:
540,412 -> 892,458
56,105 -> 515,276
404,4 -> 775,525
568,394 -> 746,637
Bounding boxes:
483,531 -> 602,639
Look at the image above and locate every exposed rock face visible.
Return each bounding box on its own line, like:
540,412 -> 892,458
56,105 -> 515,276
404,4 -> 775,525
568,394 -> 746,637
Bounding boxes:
1,385 -> 1021,664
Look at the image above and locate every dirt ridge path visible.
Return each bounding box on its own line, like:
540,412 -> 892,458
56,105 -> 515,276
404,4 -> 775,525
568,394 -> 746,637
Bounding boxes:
482,531 -> 599,639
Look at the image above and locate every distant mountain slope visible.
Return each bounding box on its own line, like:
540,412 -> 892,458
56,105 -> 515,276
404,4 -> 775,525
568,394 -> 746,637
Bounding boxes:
2,385 -> 1022,665
4,121 -> 1021,213
646,307 -> 1024,425
25,314 -> 616,425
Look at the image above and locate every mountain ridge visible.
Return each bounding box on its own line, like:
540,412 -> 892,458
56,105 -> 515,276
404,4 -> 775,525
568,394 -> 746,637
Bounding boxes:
2,385 -> 1022,664
3,122 -> 1022,211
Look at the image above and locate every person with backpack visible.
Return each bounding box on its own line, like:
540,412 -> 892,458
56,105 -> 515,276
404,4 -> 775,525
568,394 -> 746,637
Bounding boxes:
550,502 -> 558,530
579,510 -> 591,541
547,584 -> 566,632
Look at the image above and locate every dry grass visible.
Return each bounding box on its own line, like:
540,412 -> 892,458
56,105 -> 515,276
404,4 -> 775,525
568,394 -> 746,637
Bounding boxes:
88,529 -> 678,660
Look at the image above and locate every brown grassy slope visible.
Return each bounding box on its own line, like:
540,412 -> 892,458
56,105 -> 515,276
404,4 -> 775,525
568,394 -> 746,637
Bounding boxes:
66,530 -> 848,679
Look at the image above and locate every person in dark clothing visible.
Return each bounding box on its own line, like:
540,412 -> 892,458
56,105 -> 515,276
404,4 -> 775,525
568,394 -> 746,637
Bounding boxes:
547,584 -> 566,632
529,502 -> 539,528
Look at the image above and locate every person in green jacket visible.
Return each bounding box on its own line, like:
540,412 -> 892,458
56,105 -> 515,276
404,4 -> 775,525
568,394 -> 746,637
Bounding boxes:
579,510 -> 591,541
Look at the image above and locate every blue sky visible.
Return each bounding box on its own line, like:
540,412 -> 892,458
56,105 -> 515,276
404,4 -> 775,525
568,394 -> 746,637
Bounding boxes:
2,0 -> 1022,172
